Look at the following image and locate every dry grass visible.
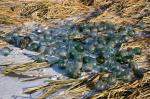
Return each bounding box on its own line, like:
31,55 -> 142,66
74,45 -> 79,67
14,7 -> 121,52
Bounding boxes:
22,72 -> 150,99
3,62 -> 49,77
90,72 -> 150,99
91,0 -> 150,25
0,40 -> 8,48
122,38 -> 150,69
0,0 -> 149,28
19,0 -> 90,20
0,0 -> 149,25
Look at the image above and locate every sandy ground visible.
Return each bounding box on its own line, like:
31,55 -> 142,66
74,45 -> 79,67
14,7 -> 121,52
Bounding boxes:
0,46 -> 36,99
0,46 -> 65,99
0,74 -> 32,99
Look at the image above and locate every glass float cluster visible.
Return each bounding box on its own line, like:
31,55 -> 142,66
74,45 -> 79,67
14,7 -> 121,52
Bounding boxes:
3,22 -> 142,82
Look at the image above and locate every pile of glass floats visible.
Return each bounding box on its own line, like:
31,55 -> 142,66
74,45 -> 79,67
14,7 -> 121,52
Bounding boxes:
2,22 -> 142,84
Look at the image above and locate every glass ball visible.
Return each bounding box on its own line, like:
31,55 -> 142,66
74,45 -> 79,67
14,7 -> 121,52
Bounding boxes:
55,47 -> 67,58
0,47 -> 12,56
46,55 -> 60,64
35,54 -> 46,63
132,47 -> 141,55
74,43 -> 84,52
28,42 -> 40,52
65,60 -> 82,78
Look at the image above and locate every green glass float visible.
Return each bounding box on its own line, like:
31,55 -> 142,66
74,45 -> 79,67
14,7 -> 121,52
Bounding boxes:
132,47 -> 141,55
0,47 -> 12,56
27,42 -> 40,52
